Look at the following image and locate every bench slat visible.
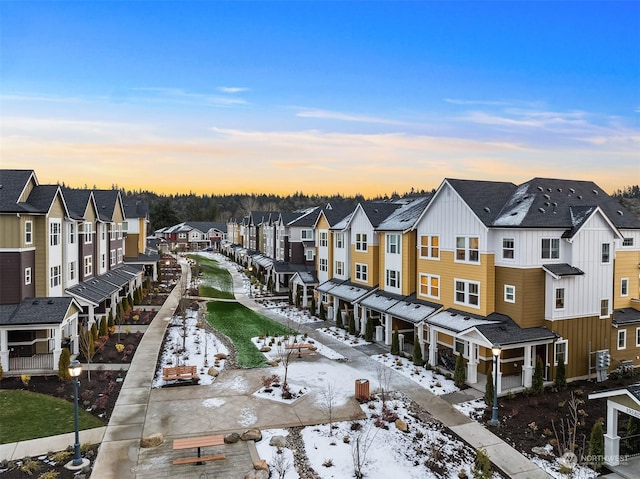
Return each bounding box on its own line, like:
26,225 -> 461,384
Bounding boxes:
172,453 -> 225,465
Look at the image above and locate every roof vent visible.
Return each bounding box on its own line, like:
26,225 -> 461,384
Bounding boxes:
578,195 -> 583,199
569,188 -> 575,193
537,186 -> 544,192
450,313 -> 457,317
538,207 -> 545,213
557,188 -> 562,192
47,299 -> 54,304
543,194 -> 550,200
544,202 -> 550,207
32,300 -> 39,305
617,210 -> 624,216
547,188 -> 552,192
592,189 -> 598,195
414,304 -> 420,309
484,207 -> 491,213
510,212 -> 518,216
463,316 -> 470,320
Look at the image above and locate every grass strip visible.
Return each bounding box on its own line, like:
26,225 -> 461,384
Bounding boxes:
0,390 -> 104,444
206,302 -> 294,368
187,254 -> 235,299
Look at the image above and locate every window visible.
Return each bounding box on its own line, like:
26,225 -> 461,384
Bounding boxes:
117,248 -> 123,263
621,278 -> 629,296
117,223 -> 122,239
319,258 -> 328,272
25,221 -> 33,244
319,232 -> 328,247
419,235 -> 440,259
542,238 -> 560,259
68,223 -> 76,244
623,237 -> 634,247
335,233 -> 344,248
50,222 -> 61,246
69,261 -> 76,281
84,255 -> 93,276
335,261 -> 344,275
355,263 -> 368,282
601,243 -> 611,264
178,232 -> 187,239
301,229 -> 313,240
355,233 -> 368,252
555,288 -> 565,309
504,285 -> 516,303
456,236 -> 479,263
502,238 -> 515,259
110,249 -> 116,267
25,267 -> 32,285
122,221 -> 128,232
618,329 -> 626,350
636,327 -> 640,348
554,340 -> 568,365
386,269 -> 400,288
50,265 -> 61,288
454,279 -> 480,307
600,299 -> 610,318
386,234 -> 400,254
305,249 -> 314,261
101,253 -> 106,269
84,222 -> 93,244
419,274 -> 439,299
455,338 -> 468,357
101,226 -> 106,241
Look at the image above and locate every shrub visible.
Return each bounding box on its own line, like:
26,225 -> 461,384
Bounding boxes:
555,359 -> 567,390
91,322 -> 99,342
100,316 -> 109,337
58,348 -> 71,381
50,450 -> 72,465
318,304 -> 326,320
588,419 -> 604,471
348,312 -> 356,336
107,311 -> 114,329
484,369 -> 494,407
472,448 -> 492,479
412,338 -> 423,367
454,354 -> 466,387
37,471 -> 60,479
336,310 -> 344,330
21,374 -> 31,387
532,356 -> 544,395
20,459 -> 40,475
391,329 -> 400,355
365,316 -> 374,342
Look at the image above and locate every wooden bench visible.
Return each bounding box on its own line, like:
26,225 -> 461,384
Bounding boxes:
285,343 -> 316,357
162,365 -> 199,382
172,435 -> 225,465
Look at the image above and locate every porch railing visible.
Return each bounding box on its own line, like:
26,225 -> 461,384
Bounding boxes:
9,353 -> 54,372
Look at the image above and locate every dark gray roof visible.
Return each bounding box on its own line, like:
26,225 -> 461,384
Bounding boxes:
123,200 -> 149,219
542,263 -> 585,278
271,261 -> 315,274
476,313 -> 557,346
185,221 -> 226,233
320,201 -> 357,226
493,178 -> 640,229
612,308 -> 640,326
66,265 -> 143,304
25,185 -> 62,214
360,201 -> 403,227
0,169 -> 36,212
287,207 -> 321,227
628,384 -> 640,402
125,252 -> 160,264
62,188 -> 93,219
92,190 -> 121,221
446,178 -> 518,226
376,196 -> 431,231
0,297 -> 76,326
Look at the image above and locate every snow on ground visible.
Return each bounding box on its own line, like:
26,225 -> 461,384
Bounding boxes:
251,335 -> 346,361
152,308 -> 228,387
372,353 -> 460,395
453,397 -> 486,421
317,326 -> 371,347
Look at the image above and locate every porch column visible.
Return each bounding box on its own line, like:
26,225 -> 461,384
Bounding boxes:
429,327 -> 437,367
417,323 -> 425,358
0,329 -> 9,371
332,297 -> 339,321
384,313 -> 392,345
302,284 -> 308,308
52,327 -> 62,370
494,353 -> 502,394
523,345 -> 534,388
359,307 -> 366,333
604,400 -> 620,466
467,342 -> 478,384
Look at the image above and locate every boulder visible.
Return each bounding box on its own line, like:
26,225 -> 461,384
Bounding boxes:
207,367 -> 219,377
243,470 -> 269,479
241,428 -> 263,442
140,433 -> 164,448
259,346 -> 272,352
224,432 -> 241,444
269,435 -> 287,448
253,459 -> 269,471
394,419 -> 409,433
215,352 -> 228,360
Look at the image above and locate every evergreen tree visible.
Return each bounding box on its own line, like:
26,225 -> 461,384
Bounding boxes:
319,303 -> 326,320
472,448 -> 492,479
484,368 -> 494,407
532,356 -> 544,395
348,312 -> 356,335
391,329 -> 400,355
412,337 -> 423,366
364,317 -> 374,342
91,322 -> 99,342
555,358 -> 567,390
58,348 -> 71,381
107,311 -> 114,329
310,296 -> 316,315
454,353 -> 466,387
288,289 -> 293,305
100,316 -> 109,337
588,419 -> 605,471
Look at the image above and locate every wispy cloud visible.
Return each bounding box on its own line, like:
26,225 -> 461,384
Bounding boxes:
217,86 -> 248,93
443,98 -> 511,106
296,108 -> 408,126
1,93 -> 84,103
131,87 -> 248,106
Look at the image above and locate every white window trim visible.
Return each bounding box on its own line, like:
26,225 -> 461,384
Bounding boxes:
600,298 -> 610,319
601,243 -> 611,264
636,327 -> 640,348
355,262 -> 368,282
84,222 -> 93,244
335,260 -> 344,276
319,258 -> 328,272
25,221 -> 33,245
618,329 -> 627,350
385,269 -> 400,288
319,231 -> 328,247
455,236 -> 479,264
502,237 -> 515,260
504,284 -> 516,303
541,237 -> 560,260
84,255 -> 93,276
386,234 -> 401,255
355,233 -> 368,252
621,278 -> 629,297
419,234 -> 440,260
554,288 -> 565,310
419,273 -> 440,299
554,339 -> 568,365
335,233 -> 344,249
454,278 -> 480,309
25,267 -> 32,285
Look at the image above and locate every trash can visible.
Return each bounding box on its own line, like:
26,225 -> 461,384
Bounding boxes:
355,379 -> 370,402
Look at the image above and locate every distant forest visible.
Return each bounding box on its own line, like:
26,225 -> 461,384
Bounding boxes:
100,184 -> 639,233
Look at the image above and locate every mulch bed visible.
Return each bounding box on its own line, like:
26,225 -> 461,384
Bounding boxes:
89,330 -> 144,364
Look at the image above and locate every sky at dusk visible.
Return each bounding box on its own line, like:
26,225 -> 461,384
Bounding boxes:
1,1 -> 639,197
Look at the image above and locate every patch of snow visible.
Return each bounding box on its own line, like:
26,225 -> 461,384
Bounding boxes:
372,354 -> 460,395
202,398 -> 225,409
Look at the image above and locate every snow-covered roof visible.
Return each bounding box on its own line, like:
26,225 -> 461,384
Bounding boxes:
387,296 -> 441,324
325,281 -> 376,302
427,309 -> 497,333
376,196 -> 431,232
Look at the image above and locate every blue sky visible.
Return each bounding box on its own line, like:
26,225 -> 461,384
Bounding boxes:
1,1 -> 638,196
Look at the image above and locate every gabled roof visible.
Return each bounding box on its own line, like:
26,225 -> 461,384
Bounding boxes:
287,207 -> 321,227
0,297 -> 80,326
376,196 -> 431,232
122,199 -> 149,219
92,189 -> 124,222
185,221 -> 227,233
446,178 -> 518,226
62,188 -> 96,220
0,169 -> 38,212
360,201 -> 403,227
26,184 -> 66,215
475,313 -> 557,346
314,202 -> 355,228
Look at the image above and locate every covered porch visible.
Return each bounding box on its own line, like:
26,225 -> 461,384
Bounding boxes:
316,279 -> 376,325
290,271 -> 318,309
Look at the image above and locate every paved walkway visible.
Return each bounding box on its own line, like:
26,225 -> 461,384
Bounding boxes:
0,254 -> 552,478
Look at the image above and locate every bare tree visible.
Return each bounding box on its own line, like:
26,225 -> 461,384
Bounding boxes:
271,448 -> 292,479
320,382 -> 337,435
78,324 -> 103,381
351,424 -> 379,479
375,363 -> 392,408
276,338 -> 296,399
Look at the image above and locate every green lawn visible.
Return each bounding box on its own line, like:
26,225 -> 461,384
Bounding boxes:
187,254 -> 235,299
206,302 -> 294,367
0,390 -> 105,444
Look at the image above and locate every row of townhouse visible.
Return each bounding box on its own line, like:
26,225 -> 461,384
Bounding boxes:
225,177 -> 640,392
154,221 -> 227,252
0,169 -> 158,374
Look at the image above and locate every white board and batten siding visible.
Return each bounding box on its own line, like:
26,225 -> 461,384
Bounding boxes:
317,228 -> 330,284
48,217 -> 64,297
350,208 -> 377,246
332,230 -> 350,280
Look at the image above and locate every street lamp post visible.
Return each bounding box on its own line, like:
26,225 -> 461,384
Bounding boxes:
490,343 -> 501,426
65,359 -> 87,470
248,266 -> 253,298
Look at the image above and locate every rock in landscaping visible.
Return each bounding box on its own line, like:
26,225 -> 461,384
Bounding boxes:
215,352 -> 228,360
243,470 -> 269,479
269,435 -> 287,447
207,367 -> 219,377
259,346 -> 271,352
241,428 -> 262,442
224,432 -> 241,444
140,433 -> 164,448
394,419 -> 409,433
531,446 -> 553,457
253,459 -> 269,471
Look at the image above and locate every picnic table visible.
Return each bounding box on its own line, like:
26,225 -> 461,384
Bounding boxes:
172,434 -> 225,465
284,343 -> 316,357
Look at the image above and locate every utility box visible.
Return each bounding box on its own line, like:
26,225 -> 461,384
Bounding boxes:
355,379 -> 370,402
